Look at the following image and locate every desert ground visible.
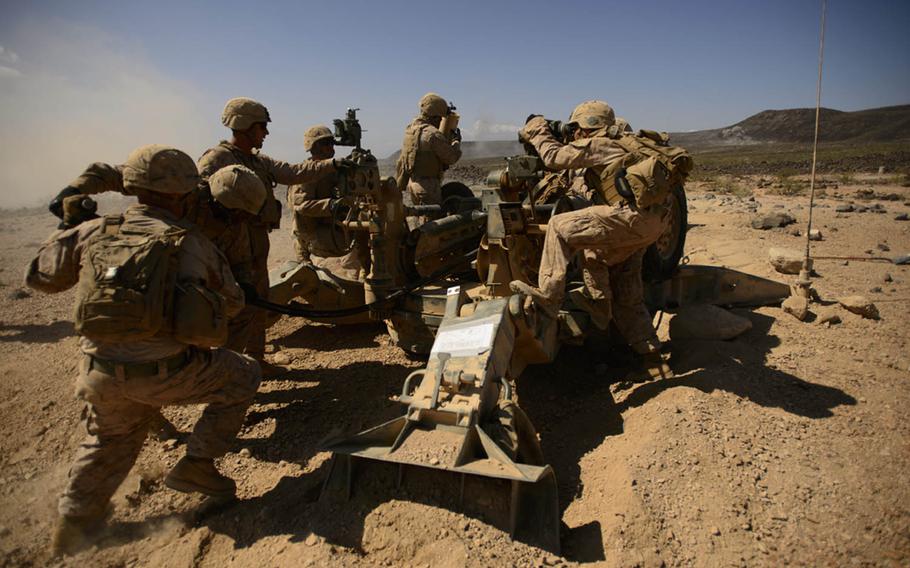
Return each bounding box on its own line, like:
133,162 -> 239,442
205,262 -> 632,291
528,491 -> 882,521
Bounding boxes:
0,173 -> 908,567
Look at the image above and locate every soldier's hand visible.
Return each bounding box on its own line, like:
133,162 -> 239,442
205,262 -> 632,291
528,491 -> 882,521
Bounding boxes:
450,128 -> 462,142
333,158 -> 357,171
525,114 -> 543,124
49,186 -> 81,219
60,195 -> 99,229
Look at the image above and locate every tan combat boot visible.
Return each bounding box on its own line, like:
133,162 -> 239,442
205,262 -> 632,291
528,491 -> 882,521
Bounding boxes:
165,456 -> 236,499
50,514 -> 103,558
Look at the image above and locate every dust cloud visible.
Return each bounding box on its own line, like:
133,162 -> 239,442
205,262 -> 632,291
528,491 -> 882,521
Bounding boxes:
0,22 -> 215,209
467,118 -> 522,140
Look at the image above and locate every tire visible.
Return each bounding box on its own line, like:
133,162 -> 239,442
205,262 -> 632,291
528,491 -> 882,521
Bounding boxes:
643,184 -> 688,283
440,181 -> 478,215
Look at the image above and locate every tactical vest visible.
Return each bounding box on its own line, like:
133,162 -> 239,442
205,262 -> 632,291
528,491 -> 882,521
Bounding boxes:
398,123 -> 444,181
588,131 -> 693,209
74,215 -> 228,347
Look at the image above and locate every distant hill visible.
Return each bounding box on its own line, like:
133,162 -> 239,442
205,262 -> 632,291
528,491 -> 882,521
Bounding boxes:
669,104 -> 910,149
385,105 -> 910,162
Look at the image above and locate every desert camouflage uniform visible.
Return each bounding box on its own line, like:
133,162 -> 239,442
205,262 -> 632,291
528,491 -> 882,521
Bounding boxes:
197,142 -> 335,359
26,204 -> 261,519
521,116 -> 668,353
396,118 -> 461,222
287,173 -> 368,281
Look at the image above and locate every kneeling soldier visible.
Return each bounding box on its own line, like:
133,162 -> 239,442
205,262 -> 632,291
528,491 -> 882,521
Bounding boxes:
27,145 -> 262,557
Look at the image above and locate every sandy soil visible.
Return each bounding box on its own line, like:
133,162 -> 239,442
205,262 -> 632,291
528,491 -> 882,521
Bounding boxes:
0,178 -> 908,567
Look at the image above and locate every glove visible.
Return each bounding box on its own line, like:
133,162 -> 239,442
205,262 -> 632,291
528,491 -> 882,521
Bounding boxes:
49,186 -> 81,219
239,282 -> 259,304
60,195 -> 99,229
333,158 -> 357,171
450,128 -> 462,142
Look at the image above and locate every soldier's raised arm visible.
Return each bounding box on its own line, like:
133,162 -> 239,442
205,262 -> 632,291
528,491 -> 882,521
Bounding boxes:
25,219 -> 102,294
520,116 -> 625,171
260,153 -> 337,186
427,129 -> 462,166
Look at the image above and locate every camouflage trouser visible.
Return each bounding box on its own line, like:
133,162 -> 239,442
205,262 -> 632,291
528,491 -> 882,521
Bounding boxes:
407,177 -> 442,227
539,205 -> 667,352
582,249 -> 660,354
538,204 -> 667,300
232,223 -> 271,361
58,348 -> 261,518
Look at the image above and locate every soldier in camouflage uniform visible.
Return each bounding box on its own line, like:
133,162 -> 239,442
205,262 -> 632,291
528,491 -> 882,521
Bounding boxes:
287,125 -> 367,280
395,93 -> 462,225
28,145 -> 262,557
196,98 -> 344,372
510,101 -> 671,372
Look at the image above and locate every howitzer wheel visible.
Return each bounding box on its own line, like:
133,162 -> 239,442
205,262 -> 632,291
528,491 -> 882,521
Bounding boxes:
643,185 -> 688,283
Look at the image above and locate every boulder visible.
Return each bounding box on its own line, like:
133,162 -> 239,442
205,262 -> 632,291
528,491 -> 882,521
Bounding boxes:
669,305 -> 753,341
751,212 -> 796,230
815,306 -> 842,325
781,295 -> 809,321
808,229 -> 823,241
835,204 -> 854,212
895,213 -> 909,221
769,248 -> 804,275
838,295 -> 879,319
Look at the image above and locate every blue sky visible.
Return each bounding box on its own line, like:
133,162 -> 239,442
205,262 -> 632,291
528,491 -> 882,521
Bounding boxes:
0,0 -> 908,206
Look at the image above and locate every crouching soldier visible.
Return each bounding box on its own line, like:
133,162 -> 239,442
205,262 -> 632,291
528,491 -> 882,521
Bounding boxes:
27,145 -> 262,557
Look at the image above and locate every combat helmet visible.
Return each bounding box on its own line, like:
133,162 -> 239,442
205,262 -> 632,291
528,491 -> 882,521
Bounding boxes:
221,97 -> 271,131
304,125 -> 334,152
122,145 -> 199,194
568,100 -> 615,130
419,93 -> 448,118
208,165 -> 267,215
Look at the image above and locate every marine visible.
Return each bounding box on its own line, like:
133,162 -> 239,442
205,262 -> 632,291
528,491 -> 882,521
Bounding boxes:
511,101 -> 674,375
196,97 -> 345,371
287,125 -> 368,280
27,145 -> 262,557
395,92 -> 462,225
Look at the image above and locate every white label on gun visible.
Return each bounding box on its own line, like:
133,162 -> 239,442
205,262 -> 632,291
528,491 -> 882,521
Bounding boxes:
431,321 -> 495,357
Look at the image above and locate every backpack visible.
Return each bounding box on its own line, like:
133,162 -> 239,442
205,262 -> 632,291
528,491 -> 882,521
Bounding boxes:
595,130 -> 693,209
74,215 -> 182,342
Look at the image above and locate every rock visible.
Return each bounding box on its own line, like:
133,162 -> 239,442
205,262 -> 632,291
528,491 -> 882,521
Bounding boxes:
884,273 -> 893,283
789,228 -> 801,237
877,243 -> 890,252
894,255 -> 910,265
869,286 -> 882,293
669,305 -> 753,341
751,212 -> 796,230
239,448 -> 252,458
704,193 -> 716,200
781,295 -> 810,321
835,204 -> 854,212
710,526 -> 721,536
272,352 -> 292,366
895,213 -> 909,221
769,248 -> 804,275
6,288 -> 31,300
815,307 -> 841,325
855,205 -> 869,213
305,532 -> 319,546
808,229 -> 823,241
838,296 -> 879,319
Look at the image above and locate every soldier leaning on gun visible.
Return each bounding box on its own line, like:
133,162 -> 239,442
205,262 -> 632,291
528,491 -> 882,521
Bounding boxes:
510,101 -> 672,376
287,125 -> 368,280
395,92 -> 462,225
28,145 -> 262,558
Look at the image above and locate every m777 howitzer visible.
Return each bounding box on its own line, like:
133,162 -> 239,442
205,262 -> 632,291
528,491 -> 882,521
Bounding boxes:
262,113 -> 792,552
